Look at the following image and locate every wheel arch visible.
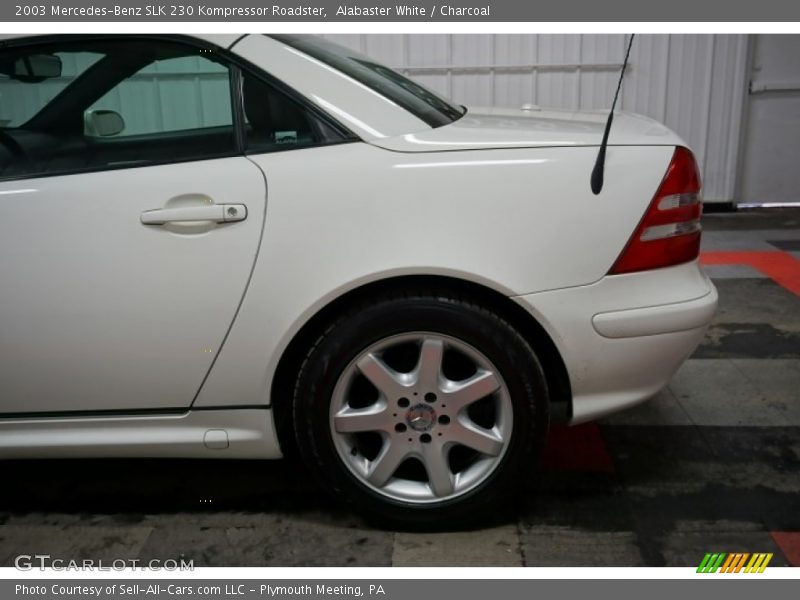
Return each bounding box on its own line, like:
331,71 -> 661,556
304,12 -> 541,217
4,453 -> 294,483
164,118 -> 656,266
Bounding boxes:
270,275 -> 572,457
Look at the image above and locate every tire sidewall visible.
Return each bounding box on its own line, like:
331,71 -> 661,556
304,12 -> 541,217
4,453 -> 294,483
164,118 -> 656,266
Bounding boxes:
293,295 -> 549,527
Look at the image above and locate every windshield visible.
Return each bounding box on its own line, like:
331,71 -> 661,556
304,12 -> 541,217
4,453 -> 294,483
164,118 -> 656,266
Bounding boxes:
272,35 -> 465,129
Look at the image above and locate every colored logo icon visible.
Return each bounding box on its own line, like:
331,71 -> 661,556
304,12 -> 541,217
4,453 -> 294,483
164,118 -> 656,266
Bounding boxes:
697,553 -> 773,573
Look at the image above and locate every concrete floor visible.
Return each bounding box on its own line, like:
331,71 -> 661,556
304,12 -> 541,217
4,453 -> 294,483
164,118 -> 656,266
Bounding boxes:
1,209 -> 798,568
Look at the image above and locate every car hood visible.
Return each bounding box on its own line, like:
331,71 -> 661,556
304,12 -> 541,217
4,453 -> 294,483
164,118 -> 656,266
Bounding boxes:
369,106 -> 685,152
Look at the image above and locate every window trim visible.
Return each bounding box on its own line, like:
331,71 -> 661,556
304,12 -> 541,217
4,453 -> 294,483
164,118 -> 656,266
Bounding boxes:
230,64 -> 246,154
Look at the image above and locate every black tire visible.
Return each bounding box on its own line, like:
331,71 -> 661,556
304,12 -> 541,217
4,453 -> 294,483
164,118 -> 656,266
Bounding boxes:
292,291 -> 549,529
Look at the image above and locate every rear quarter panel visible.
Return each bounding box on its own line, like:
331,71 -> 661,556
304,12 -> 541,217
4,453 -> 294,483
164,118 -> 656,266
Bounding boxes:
194,141 -> 675,408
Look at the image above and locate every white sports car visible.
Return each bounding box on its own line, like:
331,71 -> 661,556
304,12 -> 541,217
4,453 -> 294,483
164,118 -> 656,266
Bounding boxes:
0,34 -> 717,525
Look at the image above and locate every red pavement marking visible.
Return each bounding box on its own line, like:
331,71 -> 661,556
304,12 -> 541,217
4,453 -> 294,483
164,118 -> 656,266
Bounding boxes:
540,423 -> 615,474
701,251 -> 800,297
770,531 -> 800,567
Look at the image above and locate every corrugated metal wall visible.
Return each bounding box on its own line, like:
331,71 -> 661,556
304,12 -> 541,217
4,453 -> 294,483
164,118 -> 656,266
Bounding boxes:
325,34 -> 750,203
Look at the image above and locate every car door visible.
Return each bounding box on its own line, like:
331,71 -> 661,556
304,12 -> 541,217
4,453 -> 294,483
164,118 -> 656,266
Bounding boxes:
0,37 -> 266,414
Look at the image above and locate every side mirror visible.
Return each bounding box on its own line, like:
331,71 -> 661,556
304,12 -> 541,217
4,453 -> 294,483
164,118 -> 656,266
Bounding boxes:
12,54 -> 62,82
84,109 -> 125,137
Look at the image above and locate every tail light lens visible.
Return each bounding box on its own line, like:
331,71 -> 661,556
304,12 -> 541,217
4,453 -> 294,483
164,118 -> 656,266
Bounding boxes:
609,146 -> 702,275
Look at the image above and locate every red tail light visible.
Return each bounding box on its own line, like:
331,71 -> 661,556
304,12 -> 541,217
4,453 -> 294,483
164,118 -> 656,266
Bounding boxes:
609,146 -> 703,275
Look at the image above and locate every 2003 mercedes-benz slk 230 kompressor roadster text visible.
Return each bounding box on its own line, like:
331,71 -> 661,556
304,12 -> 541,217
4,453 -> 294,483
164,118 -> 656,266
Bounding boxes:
0,34 -> 717,526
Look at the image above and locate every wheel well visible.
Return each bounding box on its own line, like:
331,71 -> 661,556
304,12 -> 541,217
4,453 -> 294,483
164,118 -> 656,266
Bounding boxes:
270,275 -> 572,458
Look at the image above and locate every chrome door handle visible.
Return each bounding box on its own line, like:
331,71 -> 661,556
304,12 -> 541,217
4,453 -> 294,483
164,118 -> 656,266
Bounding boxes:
141,204 -> 247,225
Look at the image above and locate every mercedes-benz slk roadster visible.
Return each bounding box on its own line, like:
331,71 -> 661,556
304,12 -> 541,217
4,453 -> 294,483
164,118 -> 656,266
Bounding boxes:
0,34 -> 717,525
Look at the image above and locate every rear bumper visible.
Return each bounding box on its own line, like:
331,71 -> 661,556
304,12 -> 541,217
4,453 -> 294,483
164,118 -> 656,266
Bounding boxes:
513,260 -> 717,424
592,291 -> 717,338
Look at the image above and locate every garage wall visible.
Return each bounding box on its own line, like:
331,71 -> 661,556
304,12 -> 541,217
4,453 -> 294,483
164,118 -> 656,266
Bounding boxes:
738,35 -> 800,205
325,34 -> 750,204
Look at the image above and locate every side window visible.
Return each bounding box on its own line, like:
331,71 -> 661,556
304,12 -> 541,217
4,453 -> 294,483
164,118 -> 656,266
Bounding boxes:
241,71 -> 345,153
0,51 -> 104,127
89,55 -> 232,137
0,39 -> 236,181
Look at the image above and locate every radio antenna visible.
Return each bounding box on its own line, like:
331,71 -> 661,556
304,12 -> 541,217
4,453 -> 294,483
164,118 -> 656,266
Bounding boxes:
590,34 -> 635,195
